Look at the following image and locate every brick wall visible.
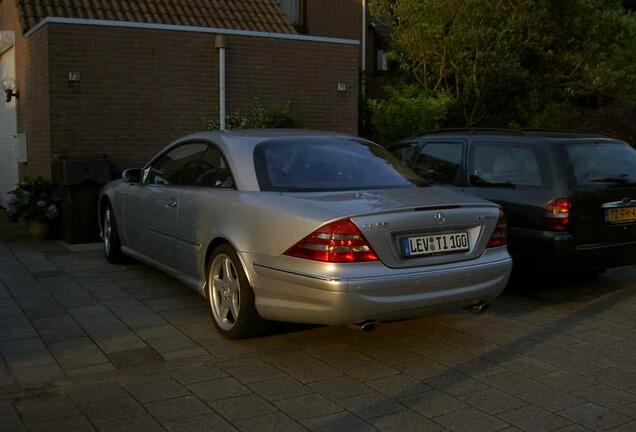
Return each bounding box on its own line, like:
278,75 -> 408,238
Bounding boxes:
46,24 -> 359,167
305,0 -> 362,41
226,35 -> 358,136
0,1 -> 51,179
47,24 -> 219,166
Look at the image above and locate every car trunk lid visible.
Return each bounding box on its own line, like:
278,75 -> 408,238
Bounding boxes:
285,188 -> 502,268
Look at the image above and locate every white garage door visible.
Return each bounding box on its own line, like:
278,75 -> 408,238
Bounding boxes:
0,42 -> 18,199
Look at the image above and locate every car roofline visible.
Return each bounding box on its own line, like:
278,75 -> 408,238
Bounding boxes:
176,129 -> 364,147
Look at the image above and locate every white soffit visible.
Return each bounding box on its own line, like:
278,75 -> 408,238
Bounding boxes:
0,31 -> 15,55
25,17 -> 360,46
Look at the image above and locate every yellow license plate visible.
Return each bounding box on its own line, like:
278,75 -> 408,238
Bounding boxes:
606,207 -> 636,224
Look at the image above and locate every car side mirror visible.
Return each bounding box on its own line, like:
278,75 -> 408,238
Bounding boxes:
122,168 -> 142,184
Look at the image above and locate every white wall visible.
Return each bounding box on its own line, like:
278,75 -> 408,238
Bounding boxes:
0,43 -> 18,197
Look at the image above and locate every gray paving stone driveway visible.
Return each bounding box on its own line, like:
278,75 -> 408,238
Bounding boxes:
1,223 -> 636,431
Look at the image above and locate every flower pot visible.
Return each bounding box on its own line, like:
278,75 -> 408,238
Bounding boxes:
26,220 -> 50,241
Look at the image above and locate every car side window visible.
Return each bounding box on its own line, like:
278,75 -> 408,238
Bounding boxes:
192,146 -> 235,189
469,143 -> 548,189
145,143 -> 208,186
412,141 -> 464,185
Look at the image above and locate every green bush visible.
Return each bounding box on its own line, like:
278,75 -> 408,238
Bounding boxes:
203,96 -> 301,131
251,97 -> 299,129
202,111 -> 251,131
367,85 -> 455,144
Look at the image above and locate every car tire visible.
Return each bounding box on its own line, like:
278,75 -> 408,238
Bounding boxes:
103,201 -> 124,263
207,244 -> 268,339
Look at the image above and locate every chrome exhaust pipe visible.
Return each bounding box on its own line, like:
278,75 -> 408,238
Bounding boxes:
351,320 -> 378,332
467,302 -> 490,314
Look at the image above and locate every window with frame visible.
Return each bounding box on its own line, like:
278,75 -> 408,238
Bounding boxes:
144,143 -> 235,188
376,50 -> 389,73
193,146 -> 235,189
412,141 -> 464,185
145,143 -> 208,186
392,143 -> 419,165
469,143 -> 548,188
277,0 -> 306,27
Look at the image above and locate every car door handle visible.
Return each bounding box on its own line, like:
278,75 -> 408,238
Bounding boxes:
164,199 -> 178,209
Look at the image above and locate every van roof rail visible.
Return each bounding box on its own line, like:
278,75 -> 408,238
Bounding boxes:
402,127 -> 602,141
404,127 -> 522,140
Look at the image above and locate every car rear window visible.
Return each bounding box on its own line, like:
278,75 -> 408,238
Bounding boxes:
563,141 -> 636,186
254,138 -> 426,192
469,143 -> 550,189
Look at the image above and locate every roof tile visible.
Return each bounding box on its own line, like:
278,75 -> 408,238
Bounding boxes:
15,0 -> 297,34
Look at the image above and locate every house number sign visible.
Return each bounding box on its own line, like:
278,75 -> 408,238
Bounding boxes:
68,72 -> 81,82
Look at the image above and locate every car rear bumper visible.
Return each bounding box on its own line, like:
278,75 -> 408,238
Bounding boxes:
243,251 -> 512,326
508,229 -> 636,270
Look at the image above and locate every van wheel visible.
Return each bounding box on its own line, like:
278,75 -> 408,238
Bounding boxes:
574,267 -> 607,280
207,244 -> 268,338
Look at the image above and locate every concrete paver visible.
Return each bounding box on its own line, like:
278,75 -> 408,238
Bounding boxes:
1,222 -> 636,431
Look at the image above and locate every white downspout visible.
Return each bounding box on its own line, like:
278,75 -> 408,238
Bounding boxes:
361,0 -> 367,76
215,35 -> 227,130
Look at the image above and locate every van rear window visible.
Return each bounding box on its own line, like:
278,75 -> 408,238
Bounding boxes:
564,141 -> 636,186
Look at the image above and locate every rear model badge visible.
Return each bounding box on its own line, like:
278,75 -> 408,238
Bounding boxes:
361,222 -> 389,230
434,212 -> 446,224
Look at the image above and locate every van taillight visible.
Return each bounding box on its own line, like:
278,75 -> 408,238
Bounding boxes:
543,198 -> 571,232
487,210 -> 507,248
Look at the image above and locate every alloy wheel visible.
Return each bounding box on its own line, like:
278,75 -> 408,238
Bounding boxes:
209,254 -> 241,330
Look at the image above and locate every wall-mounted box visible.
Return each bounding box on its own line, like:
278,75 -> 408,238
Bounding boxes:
0,31 -> 15,55
16,133 -> 27,163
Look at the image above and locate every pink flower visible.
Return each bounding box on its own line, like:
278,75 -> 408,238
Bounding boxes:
6,207 -> 17,217
45,204 -> 58,220
2,194 -> 16,208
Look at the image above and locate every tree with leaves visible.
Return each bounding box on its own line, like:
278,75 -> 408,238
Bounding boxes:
369,0 -> 636,129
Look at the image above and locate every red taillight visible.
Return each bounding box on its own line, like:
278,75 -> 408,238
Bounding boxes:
487,210 -> 508,248
284,219 -> 379,263
543,198 -> 570,232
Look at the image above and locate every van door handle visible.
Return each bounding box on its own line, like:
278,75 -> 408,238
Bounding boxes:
165,199 -> 177,209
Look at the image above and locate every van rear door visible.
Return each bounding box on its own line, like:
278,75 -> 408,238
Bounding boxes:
561,140 -> 636,246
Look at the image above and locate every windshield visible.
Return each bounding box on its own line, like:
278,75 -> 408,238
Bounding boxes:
564,141 -> 636,185
254,138 -> 426,192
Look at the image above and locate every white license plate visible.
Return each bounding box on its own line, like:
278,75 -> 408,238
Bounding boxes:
401,232 -> 469,257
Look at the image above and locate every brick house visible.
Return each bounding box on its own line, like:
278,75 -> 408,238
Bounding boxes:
0,0 -> 362,195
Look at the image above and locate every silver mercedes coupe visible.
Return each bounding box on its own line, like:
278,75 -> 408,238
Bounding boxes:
99,130 -> 512,338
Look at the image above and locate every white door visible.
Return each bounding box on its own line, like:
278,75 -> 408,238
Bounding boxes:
0,43 -> 18,198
